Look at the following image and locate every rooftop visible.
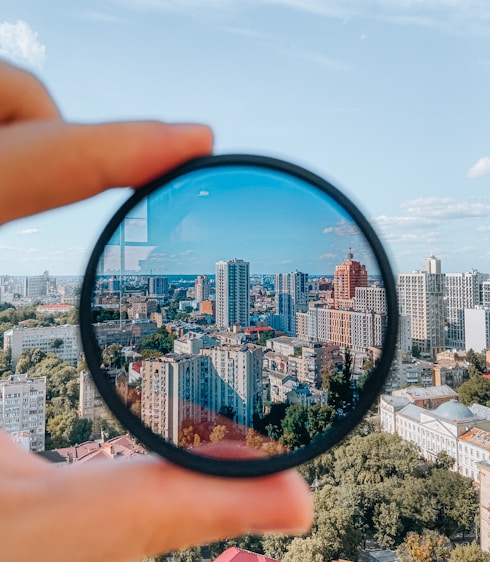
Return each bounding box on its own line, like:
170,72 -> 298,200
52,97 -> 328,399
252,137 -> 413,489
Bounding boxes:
214,547 -> 280,562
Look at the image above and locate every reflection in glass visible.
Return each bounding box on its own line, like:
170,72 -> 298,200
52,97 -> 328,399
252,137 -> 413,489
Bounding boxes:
88,165 -> 388,459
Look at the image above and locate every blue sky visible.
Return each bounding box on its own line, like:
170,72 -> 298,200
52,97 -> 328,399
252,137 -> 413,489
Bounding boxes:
99,164 -> 378,275
2,1 -> 490,275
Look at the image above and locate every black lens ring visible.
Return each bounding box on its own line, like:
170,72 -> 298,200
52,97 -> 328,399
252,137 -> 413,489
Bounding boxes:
80,154 -> 398,478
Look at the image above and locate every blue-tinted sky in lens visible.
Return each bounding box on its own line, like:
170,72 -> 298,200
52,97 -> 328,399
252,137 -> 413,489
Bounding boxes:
100,166 -> 376,275
2,1 -> 490,274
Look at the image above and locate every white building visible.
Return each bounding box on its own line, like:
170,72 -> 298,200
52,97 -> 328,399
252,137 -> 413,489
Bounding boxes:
465,308 -> 490,352
380,393 -> 490,482
275,271 -> 308,336
4,324 -> 81,368
203,344 -> 263,428
173,331 -> 218,355
445,270 -> 488,350
0,374 -> 46,452
215,259 -> 250,329
397,256 -> 445,358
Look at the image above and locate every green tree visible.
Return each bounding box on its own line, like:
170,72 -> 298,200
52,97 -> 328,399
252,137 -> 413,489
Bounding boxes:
283,534 -> 331,562
141,329 -> 175,355
373,501 -> 403,548
326,348 -> 353,411
261,534 -> 292,560
15,347 -> 46,373
450,543 -> 490,562
427,469 -> 478,538
174,546 -> 201,561
280,404 -> 310,448
306,404 -> 337,441
458,376 -> 490,406
466,349 -> 486,373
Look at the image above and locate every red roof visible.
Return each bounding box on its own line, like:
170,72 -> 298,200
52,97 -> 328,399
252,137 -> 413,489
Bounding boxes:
214,547 -> 280,562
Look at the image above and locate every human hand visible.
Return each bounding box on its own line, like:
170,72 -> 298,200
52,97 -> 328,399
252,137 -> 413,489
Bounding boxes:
0,61 -> 313,561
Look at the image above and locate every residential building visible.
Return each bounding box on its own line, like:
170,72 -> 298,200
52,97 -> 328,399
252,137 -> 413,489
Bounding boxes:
0,374 -> 46,452
334,249 -> 368,308
445,270 -> 488,350
465,308 -> 490,352
4,324 -> 81,368
397,256 -> 445,358
274,271 -> 308,335
148,276 -> 168,297
215,259 -> 250,329
79,371 -> 110,422
140,354 -> 205,444
195,274 -> 210,302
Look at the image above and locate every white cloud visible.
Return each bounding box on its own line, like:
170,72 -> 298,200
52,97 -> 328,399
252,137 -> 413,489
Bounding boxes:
467,156 -> 490,178
322,220 -> 360,236
17,228 -> 41,235
399,197 -> 490,219
198,190 -> 209,197
320,252 -> 337,260
0,20 -> 46,69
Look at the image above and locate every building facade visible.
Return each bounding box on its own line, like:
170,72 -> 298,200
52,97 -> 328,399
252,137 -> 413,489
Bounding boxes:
4,324 -> 81,368
275,271 -> 308,336
397,256 -> 445,358
215,259 -> 250,329
0,374 -> 46,452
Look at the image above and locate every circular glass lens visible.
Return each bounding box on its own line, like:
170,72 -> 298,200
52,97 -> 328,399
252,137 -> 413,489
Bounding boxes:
80,155 -> 397,477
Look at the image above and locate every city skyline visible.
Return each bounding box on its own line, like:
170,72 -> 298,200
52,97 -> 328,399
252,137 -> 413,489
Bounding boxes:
2,2 -> 490,275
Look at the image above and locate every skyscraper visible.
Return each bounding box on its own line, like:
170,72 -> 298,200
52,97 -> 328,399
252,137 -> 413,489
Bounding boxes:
397,256 -> 445,358
334,250 -> 368,308
275,272 -> 308,336
215,259 -> 250,329
195,274 -> 210,302
445,270 -> 488,350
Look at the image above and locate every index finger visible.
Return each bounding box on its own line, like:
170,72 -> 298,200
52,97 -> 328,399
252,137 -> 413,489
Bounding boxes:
0,120 -> 213,223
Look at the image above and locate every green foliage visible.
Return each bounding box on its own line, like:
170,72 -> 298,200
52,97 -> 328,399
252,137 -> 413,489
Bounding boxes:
257,329 -> 275,346
450,543 -> 490,562
458,375 -> 490,406
282,534 -> 332,562
325,348 -> 354,411
102,343 -> 123,368
261,534 -> 293,560
46,412 -> 92,449
466,349 -> 486,373
141,329 -> 175,355
427,469 -> 478,537
15,347 -> 46,373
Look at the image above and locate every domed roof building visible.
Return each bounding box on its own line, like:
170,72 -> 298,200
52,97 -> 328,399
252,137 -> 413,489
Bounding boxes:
434,400 -> 475,422
380,387 -> 490,482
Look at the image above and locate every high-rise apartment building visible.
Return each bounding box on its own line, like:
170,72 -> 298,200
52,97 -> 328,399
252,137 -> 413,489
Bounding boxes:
140,344 -> 262,443
204,344 -> 263,428
446,270 -> 488,350
215,259 -> 250,329
140,354 -> 204,444
397,256 -> 445,358
148,276 -> 168,296
275,272 -> 308,336
0,374 -> 46,452
334,250 -> 368,308
195,274 -> 210,302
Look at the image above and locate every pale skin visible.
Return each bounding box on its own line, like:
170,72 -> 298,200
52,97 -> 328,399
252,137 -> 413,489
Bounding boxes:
0,61 -> 313,561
